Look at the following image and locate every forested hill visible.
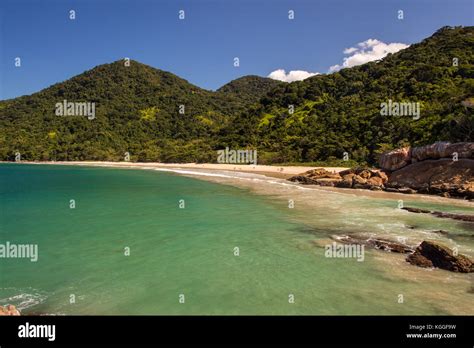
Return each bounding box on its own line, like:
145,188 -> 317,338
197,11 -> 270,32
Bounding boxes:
0,26 -> 472,164
217,75 -> 285,104
225,26 -> 473,164
0,61 -> 279,161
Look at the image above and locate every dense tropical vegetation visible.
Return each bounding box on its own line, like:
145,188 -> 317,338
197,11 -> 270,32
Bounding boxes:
0,26 -> 472,164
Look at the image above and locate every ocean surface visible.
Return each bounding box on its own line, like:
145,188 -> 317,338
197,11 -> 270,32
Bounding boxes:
0,163 -> 473,315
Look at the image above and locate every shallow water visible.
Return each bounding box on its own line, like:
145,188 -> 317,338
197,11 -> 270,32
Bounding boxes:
0,163 -> 473,315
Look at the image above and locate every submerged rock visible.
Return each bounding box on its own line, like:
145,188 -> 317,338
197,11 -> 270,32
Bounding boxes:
402,206 -> 474,222
401,207 -> 432,214
431,211 -> 474,222
332,234 -> 413,253
370,239 -> 413,253
406,241 -> 473,273
406,253 -> 434,268
432,230 -> 450,236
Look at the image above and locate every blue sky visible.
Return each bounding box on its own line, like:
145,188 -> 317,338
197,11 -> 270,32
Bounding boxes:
0,0 -> 472,99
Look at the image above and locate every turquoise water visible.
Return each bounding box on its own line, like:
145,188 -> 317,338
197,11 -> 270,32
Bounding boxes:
0,163 -> 473,315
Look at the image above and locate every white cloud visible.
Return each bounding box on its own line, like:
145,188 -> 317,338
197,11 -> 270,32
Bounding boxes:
329,39 -> 409,72
268,69 -> 319,82
343,47 -> 358,54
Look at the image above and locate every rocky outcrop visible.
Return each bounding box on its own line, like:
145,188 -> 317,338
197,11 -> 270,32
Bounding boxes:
0,305 -> 20,316
288,168 -> 389,190
387,159 -> 474,198
379,142 -> 473,171
333,236 -> 474,272
348,169 -> 388,190
287,142 -> 473,199
287,175 -> 320,185
406,241 -> 474,273
411,142 -> 474,162
338,168 -> 388,190
380,142 -> 474,198
406,253 -> 434,268
288,168 -> 341,186
379,147 -> 411,171
302,168 -> 342,180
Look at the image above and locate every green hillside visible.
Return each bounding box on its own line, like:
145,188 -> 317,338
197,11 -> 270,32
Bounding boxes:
0,26 -> 472,164
217,75 -> 285,104
0,61 -> 274,162
226,26 -> 474,164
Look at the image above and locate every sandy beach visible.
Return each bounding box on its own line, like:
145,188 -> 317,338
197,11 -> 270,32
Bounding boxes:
13,161 -> 349,179
8,160 -> 473,207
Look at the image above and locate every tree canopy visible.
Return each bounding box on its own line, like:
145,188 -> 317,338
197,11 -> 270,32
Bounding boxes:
0,26 -> 472,165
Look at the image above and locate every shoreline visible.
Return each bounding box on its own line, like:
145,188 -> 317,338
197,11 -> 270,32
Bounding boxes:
3,161 -> 473,206
1,161 -> 349,180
